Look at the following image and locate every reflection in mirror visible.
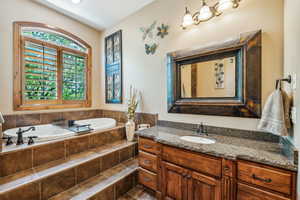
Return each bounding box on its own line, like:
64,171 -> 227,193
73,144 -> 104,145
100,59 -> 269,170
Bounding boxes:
180,56 -> 236,98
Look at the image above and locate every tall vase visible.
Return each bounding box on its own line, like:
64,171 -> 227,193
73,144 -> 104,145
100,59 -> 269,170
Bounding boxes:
125,119 -> 135,142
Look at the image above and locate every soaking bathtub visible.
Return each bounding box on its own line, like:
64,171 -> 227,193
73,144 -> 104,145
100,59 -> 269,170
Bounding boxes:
4,118 -> 116,143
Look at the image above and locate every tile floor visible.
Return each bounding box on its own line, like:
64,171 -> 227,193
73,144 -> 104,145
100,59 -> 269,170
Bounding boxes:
118,185 -> 156,200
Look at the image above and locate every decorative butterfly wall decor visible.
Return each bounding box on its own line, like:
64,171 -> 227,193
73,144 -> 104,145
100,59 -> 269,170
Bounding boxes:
157,24 -> 169,39
145,43 -> 158,55
140,21 -> 157,41
140,21 -> 169,55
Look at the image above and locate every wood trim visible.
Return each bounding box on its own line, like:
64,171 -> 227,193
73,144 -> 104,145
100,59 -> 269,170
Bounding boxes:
222,176 -> 237,200
13,22 -> 22,110
13,21 -> 92,111
14,21 -> 91,50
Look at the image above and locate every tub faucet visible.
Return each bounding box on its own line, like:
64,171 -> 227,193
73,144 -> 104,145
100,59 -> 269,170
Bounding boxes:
16,127 -> 36,145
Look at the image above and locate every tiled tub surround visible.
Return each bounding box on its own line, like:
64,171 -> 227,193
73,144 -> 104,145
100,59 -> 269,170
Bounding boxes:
1,109 -> 158,132
0,125 -> 126,176
0,125 -> 139,200
136,122 -> 298,171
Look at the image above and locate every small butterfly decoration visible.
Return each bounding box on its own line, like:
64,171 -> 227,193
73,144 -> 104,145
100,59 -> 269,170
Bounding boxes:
157,24 -> 169,39
140,21 -> 157,41
145,43 -> 158,55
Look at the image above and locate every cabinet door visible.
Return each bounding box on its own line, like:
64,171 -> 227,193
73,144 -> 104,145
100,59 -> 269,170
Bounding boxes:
162,161 -> 189,200
237,183 -> 290,200
189,171 -> 221,200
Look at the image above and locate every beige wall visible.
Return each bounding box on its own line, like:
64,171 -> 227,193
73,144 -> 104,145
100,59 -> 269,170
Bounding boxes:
196,58 -> 235,97
284,0 -> 300,194
0,0 -> 102,115
101,0 -> 284,131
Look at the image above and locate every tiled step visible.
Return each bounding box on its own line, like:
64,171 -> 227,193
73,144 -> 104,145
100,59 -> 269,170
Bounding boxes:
0,140 -> 137,200
49,158 -> 138,200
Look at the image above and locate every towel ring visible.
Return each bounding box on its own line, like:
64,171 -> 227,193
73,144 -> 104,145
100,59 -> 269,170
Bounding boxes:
276,75 -> 292,90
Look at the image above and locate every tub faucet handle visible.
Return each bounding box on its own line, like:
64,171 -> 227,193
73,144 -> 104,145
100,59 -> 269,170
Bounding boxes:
28,136 -> 38,145
68,120 -> 75,127
2,136 -> 13,146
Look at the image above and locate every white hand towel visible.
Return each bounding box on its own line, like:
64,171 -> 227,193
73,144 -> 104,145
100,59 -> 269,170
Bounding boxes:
257,89 -> 291,136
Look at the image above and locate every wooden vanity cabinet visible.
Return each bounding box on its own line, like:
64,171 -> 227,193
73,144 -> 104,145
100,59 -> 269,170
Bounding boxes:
138,137 -> 297,200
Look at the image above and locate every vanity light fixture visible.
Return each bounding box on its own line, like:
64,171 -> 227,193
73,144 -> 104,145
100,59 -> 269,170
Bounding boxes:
181,0 -> 241,29
182,7 -> 194,27
198,1 -> 214,21
71,0 -> 81,4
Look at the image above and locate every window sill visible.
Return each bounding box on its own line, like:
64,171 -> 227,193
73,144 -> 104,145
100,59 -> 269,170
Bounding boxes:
14,102 -> 91,111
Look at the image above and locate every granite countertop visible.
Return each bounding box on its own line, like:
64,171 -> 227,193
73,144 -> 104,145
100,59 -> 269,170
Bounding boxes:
136,126 -> 298,171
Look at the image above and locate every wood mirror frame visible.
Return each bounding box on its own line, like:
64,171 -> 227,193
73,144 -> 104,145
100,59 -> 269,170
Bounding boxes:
167,30 -> 261,118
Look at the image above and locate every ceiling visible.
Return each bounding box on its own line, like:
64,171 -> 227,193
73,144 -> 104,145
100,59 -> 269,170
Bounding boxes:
32,0 -> 155,30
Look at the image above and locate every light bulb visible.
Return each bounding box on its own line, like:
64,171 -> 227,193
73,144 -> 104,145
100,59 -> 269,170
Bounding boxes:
182,7 -> 193,27
198,3 -> 213,21
217,0 -> 234,12
72,0 -> 81,4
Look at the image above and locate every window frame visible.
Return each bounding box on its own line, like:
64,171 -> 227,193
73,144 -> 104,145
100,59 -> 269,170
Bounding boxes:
13,21 -> 92,111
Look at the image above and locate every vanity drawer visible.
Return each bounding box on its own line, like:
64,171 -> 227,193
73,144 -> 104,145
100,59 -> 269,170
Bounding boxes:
139,151 -> 158,173
139,137 -> 160,155
162,145 -> 222,177
139,168 -> 157,190
238,161 -> 292,195
237,183 -> 290,200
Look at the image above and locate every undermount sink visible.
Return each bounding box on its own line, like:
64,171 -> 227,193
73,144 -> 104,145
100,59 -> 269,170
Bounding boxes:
180,136 -> 216,144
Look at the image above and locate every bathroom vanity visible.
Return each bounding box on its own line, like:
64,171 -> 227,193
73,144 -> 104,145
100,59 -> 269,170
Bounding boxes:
136,126 -> 297,200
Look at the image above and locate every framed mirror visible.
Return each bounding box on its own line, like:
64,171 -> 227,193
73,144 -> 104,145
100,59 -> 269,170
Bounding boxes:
167,30 -> 261,118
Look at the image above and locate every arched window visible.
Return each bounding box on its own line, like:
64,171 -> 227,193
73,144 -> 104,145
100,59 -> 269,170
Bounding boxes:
13,22 -> 92,110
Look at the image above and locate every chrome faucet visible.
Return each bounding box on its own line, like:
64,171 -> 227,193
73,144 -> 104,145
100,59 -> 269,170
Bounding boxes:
16,127 -> 36,145
196,123 -> 208,136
